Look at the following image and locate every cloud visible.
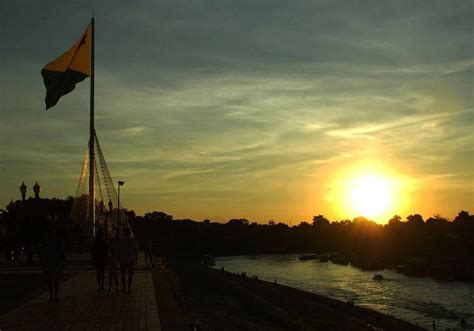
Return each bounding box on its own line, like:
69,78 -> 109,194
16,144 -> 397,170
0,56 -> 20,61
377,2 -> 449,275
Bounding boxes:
0,0 -> 472,220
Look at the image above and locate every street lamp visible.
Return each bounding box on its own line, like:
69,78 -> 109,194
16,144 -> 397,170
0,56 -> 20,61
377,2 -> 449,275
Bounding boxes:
33,182 -> 41,199
19,182 -> 30,263
20,182 -> 27,202
117,181 -> 125,239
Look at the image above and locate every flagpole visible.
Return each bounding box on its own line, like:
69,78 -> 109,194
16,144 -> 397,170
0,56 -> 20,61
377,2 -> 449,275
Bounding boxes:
88,16 -> 95,240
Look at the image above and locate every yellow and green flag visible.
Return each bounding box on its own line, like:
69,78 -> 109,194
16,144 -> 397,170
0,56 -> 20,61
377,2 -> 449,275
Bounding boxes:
41,24 -> 91,109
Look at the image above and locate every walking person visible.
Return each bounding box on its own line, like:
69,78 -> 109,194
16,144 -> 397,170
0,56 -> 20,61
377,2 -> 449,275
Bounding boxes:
91,229 -> 108,293
118,227 -> 138,293
144,240 -> 154,269
39,226 -> 65,302
108,246 -> 119,291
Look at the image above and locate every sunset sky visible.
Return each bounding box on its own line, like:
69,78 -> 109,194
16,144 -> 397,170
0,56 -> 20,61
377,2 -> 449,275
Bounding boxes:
0,1 -> 472,223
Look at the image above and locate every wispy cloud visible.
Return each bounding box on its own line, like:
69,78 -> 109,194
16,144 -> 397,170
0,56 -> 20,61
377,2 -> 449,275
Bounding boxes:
0,0 -> 472,221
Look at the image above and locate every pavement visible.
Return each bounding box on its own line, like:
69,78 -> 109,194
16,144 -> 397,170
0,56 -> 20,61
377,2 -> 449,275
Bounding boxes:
0,253 -> 161,330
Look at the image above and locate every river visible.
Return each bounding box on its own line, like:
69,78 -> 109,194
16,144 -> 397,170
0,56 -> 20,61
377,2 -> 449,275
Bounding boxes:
213,254 -> 474,330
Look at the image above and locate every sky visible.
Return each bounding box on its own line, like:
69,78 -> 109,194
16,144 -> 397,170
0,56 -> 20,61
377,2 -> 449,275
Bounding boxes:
0,0 -> 472,223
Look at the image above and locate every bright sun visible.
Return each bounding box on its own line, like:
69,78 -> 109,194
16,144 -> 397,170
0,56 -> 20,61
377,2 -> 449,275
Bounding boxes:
329,162 -> 408,222
349,176 -> 391,219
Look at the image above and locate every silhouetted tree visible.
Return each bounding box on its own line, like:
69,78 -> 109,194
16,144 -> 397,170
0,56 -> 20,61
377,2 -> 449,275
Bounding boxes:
312,215 -> 329,226
407,214 -> 424,226
388,215 -> 402,226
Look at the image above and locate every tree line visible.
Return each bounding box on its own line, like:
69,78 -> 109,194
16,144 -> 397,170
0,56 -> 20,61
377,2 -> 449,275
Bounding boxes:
130,210 -> 474,281
1,197 -> 473,280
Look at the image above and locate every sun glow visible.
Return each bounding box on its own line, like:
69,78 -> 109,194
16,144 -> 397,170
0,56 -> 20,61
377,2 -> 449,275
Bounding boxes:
349,176 -> 391,218
328,161 -> 408,223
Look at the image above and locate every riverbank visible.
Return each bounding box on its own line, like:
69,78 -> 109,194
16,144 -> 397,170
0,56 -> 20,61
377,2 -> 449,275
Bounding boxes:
162,258 -> 422,330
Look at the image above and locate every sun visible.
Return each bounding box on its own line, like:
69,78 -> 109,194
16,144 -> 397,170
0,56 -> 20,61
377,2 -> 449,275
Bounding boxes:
327,161 -> 408,222
349,176 -> 391,218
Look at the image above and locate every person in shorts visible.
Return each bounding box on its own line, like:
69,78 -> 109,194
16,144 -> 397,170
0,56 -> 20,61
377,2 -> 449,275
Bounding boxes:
39,226 -> 65,302
91,229 -> 108,293
118,227 -> 138,293
108,247 -> 119,291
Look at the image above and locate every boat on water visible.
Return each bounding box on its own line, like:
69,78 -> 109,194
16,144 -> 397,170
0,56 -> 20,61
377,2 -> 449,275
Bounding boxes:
298,254 -> 319,261
319,254 -> 330,262
329,253 -> 350,265
373,274 -> 384,281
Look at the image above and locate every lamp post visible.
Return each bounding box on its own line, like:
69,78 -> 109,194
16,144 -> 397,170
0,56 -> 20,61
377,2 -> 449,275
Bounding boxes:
117,181 -> 125,239
33,182 -> 41,199
20,182 -> 27,202
19,182 -> 30,263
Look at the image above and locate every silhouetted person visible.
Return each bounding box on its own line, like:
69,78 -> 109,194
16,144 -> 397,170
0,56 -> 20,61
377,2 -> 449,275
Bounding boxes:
118,227 -> 138,293
144,240 -> 153,268
39,226 -> 65,302
108,247 -> 119,291
91,229 -> 108,293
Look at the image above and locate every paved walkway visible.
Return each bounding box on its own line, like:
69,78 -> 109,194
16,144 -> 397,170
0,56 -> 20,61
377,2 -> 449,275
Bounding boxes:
0,254 -> 161,330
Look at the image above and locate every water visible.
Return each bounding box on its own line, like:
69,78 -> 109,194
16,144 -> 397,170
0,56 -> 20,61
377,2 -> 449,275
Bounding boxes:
213,254 -> 474,330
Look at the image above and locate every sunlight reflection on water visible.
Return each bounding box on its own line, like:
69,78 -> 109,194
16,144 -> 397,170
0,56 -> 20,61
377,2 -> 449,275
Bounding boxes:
214,254 -> 474,330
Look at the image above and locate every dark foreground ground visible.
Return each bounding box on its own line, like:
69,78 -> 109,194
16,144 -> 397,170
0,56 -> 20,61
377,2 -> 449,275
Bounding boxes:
0,272 -> 77,315
157,258 -> 423,331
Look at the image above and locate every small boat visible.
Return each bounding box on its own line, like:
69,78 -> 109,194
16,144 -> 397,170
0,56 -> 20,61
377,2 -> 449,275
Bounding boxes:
373,274 -> 384,281
330,253 -> 350,265
318,254 -> 330,262
298,254 -> 318,261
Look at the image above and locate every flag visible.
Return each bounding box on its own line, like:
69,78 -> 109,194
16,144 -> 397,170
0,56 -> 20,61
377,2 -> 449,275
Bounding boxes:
41,24 -> 91,109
